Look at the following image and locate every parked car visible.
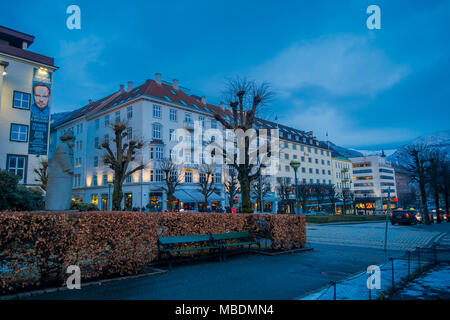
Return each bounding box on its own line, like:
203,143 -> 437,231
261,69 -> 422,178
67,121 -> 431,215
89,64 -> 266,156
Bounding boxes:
430,209 -> 446,222
390,210 -> 418,225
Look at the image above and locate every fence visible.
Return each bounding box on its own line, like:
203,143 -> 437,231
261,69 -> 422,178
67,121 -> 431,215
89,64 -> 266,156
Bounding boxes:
305,242 -> 450,300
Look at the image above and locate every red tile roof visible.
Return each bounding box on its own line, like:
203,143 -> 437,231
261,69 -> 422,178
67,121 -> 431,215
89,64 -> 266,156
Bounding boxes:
0,43 -> 55,66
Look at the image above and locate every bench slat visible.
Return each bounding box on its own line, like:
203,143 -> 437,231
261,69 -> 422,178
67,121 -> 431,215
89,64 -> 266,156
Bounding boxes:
211,231 -> 251,240
158,234 -> 211,244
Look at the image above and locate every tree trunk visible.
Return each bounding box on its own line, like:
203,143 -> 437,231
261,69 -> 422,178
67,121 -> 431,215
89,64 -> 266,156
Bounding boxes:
419,181 -> 431,224
240,176 -> 252,213
434,183 -> 441,223
112,177 -> 123,211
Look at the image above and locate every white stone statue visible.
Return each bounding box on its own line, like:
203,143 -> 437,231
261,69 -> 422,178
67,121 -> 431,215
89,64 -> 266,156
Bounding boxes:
45,132 -> 75,211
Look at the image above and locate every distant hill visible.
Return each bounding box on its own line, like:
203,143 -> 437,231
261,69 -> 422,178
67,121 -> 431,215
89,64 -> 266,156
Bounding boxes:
387,130 -> 450,166
321,141 -> 364,158
50,112 -> 72,126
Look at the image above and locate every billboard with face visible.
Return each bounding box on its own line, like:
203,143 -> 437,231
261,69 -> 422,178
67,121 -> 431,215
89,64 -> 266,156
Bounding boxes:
28,67 -> 52,155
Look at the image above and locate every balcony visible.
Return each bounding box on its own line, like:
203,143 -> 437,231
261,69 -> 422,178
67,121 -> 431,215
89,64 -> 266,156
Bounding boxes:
183,121 -> 194,130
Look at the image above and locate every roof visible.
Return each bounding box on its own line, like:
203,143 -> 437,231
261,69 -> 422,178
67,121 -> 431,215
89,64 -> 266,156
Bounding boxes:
52,78 -> 332,150
0,26 -> 34,48
53,79 -> 233,128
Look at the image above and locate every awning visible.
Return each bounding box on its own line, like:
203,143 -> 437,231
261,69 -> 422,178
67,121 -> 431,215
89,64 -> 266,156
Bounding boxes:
209,192 -> 224,202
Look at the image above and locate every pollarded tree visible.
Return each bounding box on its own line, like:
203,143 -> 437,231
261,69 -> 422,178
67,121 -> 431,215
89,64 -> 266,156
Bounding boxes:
33,158 -> 48,191
160,158 -> 182,212
276,177 -> 292,213
197,163 -> 219,211
428,150 -> 444,223
341,187 -> 355,215
213,77 -> 273,213
251,175 -> 270,212
101,122 -> 144,211
404,144 -> 431,224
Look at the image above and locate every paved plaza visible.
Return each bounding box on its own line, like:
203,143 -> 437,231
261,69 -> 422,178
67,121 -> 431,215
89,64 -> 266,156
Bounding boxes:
307,222 -> 445,250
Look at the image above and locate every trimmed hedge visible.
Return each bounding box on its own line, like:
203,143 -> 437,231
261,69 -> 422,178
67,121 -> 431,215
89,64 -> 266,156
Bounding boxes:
0,211 -> 305,295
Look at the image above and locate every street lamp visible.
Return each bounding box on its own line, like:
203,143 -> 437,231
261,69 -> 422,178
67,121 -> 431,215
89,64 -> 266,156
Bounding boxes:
290,159 -> 302,214
107,179 -> 113,211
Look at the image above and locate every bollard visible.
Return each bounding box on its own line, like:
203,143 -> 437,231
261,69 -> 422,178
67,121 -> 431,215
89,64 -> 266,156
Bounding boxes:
390,258 -> 395,289
330,281 -> 336,300
433,243 -> 438,265
417,247 -> 421,272
407,251 -> 411,281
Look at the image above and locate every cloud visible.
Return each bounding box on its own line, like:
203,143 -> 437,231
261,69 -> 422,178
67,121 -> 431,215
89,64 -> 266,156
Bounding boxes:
56,36 -> 110,107
252,34 -> 410,97
280,101 -> 418,148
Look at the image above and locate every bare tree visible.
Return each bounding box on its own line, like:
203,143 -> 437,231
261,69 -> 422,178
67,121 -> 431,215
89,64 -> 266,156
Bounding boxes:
439,159 -> 450,216
224,167 -> 240,212
251,175 -> 270,212
311,184 -> 327,213
276,177 -> 292,213
297,182 -> 312,214
160,158 -> 182,212
327,185 -> 339,214
213,77 -> 273,213
101,122 -> 144,210
404,144 -> 432,224
34,158 -> 48,191
197,163 -> 218,211
427,150 -> 444,223
342,188 -> 355,215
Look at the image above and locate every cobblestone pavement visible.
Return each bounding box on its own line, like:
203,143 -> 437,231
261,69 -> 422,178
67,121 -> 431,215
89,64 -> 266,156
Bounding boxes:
307,222 -> 446,251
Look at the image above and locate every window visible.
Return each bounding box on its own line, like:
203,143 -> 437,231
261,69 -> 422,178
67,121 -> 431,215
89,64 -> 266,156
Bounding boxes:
104,134 -> 109,143
321,160 -> 324,165
170,109 -> 177,121
115,111 -> 120,123
94,156 -> 99,168
316,169 -> 319,174
292,144 -> 296,150
285,166 -> 290,172
155,146 -> 164,159
102,174 -> 108,185
185,171 -> 192,183
211,119 -> 217,129
155,170 -> 163,182
309,168 -> 313,174
215,173 -> 221,183
185,113 -> 192,123
95,119 -> 100,129
91,194 -> 98,206
13,91 -> 31,110
104,115 -> 110,126
10,124 -> 28,142
200,173 -> 206,183
314,148 -> 318,154
127,127 -> 132,140
94,137 -> 99,148
300,146 -> 304,151
169,129 -> 174,141
302,167 -> 306,173
284,142 -> 289,148
93,174 -> 98,186
7,155 -> 26,183
308,158 -> 312,163
199,116 -> 205,127
315,159 -> 318,164
284,154 -> 289,160
152,123 -> 161,139
127,106 -> 133,119
153,104 -> 161,119
126,175 -> 132,184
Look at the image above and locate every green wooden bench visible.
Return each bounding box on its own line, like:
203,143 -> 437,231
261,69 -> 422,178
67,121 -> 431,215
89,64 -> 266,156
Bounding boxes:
211,231 -> 259,261
157,234 -> 219,268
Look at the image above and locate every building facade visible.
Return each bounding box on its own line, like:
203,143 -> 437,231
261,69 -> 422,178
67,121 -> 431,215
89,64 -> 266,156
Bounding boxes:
50,74 -> 226,211
0,26 -> 57,188
350,155 -> 397,213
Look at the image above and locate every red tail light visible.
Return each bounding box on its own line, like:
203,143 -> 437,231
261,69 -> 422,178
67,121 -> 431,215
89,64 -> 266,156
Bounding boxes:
406,213 -> 410,218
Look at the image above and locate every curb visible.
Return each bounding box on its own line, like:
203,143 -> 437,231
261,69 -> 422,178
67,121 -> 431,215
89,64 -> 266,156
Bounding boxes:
0,267 -> 167,300
307,220 -> 386,226
253,247 -> 314,256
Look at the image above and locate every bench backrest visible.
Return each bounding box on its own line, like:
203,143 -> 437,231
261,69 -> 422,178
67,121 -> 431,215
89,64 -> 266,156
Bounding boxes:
158,234 -> 211,245
211,231 -> 251,241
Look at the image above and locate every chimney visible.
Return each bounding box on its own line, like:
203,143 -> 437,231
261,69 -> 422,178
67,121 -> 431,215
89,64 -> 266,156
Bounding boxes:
88,99 -> 93,104
22,42 -> 28,50
119,84 -> 124,92
201,96 -> 206,105
220,101 -> 226,110
127,81 -> 133,92
172,79 -> 179,90
155,73 -> 162,85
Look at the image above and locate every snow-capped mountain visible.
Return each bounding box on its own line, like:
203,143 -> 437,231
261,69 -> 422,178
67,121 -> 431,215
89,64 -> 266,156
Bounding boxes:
388,130 -> 450,166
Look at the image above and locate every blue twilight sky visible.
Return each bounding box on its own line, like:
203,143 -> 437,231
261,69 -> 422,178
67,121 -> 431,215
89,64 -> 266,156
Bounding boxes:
2,0 -> 449,149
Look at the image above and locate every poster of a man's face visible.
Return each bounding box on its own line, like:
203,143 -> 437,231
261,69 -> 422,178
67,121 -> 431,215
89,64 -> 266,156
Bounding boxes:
33,84 -> 50,109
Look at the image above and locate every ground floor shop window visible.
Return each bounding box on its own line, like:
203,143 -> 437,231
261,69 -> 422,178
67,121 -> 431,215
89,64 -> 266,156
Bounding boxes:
91,194 -> 98,207
101,194 -> 108,211
125,193 -> 133,210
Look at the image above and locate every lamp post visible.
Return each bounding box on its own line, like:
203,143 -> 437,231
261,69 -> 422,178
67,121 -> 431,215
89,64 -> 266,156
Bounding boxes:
290,160 -> 302,215
108,179 -> 113,211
